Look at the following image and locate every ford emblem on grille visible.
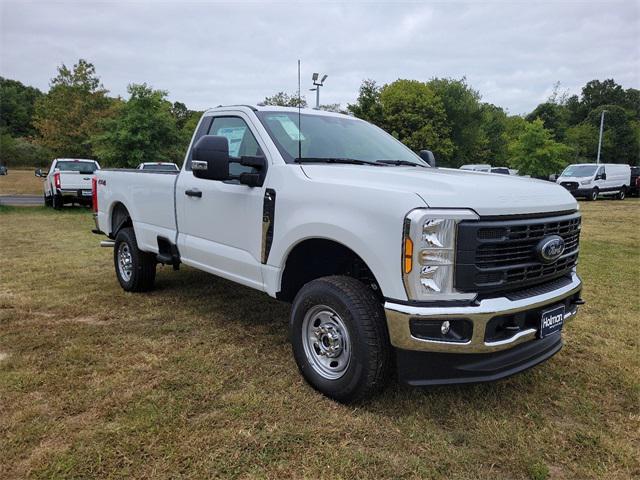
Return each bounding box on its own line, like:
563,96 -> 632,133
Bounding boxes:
536,235 -> 565,263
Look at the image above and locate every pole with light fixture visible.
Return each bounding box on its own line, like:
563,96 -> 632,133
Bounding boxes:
596,110 -> 607,164
309,73 -> 328,109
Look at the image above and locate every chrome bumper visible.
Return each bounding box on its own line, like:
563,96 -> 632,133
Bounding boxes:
385,272 -> 582,354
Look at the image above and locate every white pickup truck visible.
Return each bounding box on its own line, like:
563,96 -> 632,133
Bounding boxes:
93,106 -> 584,402
38,158 -> 101,209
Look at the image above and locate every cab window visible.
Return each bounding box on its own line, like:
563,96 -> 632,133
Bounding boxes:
208,117 -> 263,176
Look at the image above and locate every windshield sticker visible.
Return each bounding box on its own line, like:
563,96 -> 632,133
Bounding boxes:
269,115 -> 305,141
216,126 -> 246,157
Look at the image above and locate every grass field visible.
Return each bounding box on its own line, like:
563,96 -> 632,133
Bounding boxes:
0,169 -> 45,195
1,200 -> 638,479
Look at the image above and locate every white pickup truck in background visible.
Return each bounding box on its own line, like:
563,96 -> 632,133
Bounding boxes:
38,158 -> 100,209
93,105 -> 584,402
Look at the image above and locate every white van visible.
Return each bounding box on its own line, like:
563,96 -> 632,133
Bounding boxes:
557,163 -> 631,201
460,164 -> 491,173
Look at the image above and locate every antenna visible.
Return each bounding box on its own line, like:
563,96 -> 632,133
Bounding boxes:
298,59 -> 302,161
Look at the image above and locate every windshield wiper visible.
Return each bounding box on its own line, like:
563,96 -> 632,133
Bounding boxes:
376,160 -> 428,167
294,157 -> 384,166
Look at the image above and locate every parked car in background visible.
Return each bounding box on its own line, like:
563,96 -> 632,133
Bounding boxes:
490,167 -> 510,175
629,166 -> 640,197
557,163 -> 631,201
0,165 -> 7,175
92,105 -> 584,402
38,158 -> 100,209
460,164 -> 491,172
137,162 -> 179,172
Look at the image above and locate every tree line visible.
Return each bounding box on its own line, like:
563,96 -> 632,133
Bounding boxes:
1,59 -> 638,175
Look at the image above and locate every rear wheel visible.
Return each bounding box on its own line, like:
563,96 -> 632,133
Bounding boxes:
617,187 -> 626,200
290,276 -> 391,403
588,188 -> 599,201
114,227 -> 156,292
52,194 -> 63,209
43,194 -> 52,207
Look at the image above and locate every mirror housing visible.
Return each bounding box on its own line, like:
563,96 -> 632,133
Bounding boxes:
191,135 -> 230,181
35,168 -> 42,177
601,172 -> 607,180
419,150 -> 436,167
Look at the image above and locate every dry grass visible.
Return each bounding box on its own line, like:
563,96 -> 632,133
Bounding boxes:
0,200 -> 638,479
0,169 -> 46,196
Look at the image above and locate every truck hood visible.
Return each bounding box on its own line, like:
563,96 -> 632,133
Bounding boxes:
300,165 -> 578,216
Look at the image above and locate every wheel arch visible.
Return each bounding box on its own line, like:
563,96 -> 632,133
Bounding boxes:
109,201 -> 133,238
276,237 -> 384,303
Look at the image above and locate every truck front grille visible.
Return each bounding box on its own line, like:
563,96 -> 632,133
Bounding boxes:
455,212 -> 581,295
560,181 -> 579,192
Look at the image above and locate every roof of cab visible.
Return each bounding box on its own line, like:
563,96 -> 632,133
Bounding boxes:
204,105 -> 350,119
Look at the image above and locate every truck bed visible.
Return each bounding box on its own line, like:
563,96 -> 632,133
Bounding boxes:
96,169 -> 179,253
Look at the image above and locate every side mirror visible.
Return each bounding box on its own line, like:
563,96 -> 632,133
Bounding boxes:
419,150 -> 436,168
191,135 -> 230,181
601,173 -> 607,180
35,168 -> 42,177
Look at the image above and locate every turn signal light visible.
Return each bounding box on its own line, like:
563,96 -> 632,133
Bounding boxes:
54,172 -> 60,189
404,237 -> 413,273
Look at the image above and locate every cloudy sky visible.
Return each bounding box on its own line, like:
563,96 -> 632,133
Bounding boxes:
1,0 -> 638,114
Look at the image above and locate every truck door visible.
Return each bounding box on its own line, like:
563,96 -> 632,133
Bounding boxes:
175,113 -> 267,290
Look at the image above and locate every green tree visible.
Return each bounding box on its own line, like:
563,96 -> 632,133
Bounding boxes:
565,123 -> 599,162
261,91 -> 307,107
0,133 -> 51,168
585,105 -> 639,164
508,119 -> 570,177
92,83 -> 181,167
379,79 -> 454,163
0,77 -> 43,137
347,79 -> 384,125
427,78 -> 490,166
526,102 -> 569,141
480,103 -> 510,164
34,59 -> 114,158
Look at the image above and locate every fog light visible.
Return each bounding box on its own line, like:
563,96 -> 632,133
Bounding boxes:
441,320 -> 450,335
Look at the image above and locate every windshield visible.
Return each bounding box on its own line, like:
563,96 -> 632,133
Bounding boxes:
142,163 -> 178,171
56,161 -> 98,174
255,111 -> 427,166
561,165 -> 597,177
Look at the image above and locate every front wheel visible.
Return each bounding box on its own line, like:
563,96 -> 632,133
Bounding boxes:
617,187 -> 626,200
114,227 -> 156,292
588,188 -> 599,201
44,194 -> 52,207
290,276 -> 391,403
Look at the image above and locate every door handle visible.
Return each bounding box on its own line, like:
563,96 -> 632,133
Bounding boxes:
185,189 -> 202,198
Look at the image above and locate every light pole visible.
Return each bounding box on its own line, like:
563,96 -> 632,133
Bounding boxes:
596,110 -> 607,164
309,73 -> 328,109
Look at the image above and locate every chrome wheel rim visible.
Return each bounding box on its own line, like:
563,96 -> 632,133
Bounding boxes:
117,243 -> 133,282
301,305 -> 351,380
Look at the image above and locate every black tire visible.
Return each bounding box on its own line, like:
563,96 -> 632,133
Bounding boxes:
52,193 -> 63,209
290,275 -> 391,403
588,188 -> 599,201
44,194 -> 52,207
113,227 -> 156,292
617,187 -> 626,200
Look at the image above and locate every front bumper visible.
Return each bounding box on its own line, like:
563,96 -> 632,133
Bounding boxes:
385,272 -> 582,354
385,272 -> 582,384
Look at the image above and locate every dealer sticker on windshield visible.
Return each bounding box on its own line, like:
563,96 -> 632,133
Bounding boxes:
540,304 -> 565,338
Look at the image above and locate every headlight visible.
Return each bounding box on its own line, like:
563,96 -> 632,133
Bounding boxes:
402,208 -> 478,301
580,179 -> 591,185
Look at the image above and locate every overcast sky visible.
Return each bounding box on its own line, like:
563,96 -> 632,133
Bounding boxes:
1,0 -> 638,114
